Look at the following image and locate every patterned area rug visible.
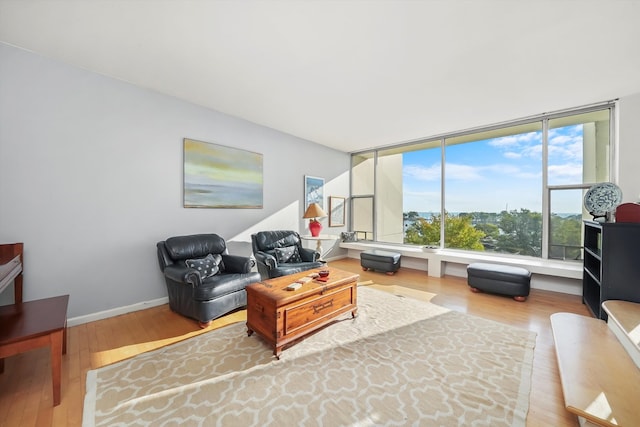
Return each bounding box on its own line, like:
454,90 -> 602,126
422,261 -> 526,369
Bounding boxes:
83,287 -> 536,426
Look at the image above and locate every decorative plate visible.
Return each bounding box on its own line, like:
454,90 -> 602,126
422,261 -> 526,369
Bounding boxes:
584,182 -> 623,216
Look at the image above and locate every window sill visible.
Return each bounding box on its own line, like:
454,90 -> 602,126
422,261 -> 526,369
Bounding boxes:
339,241 -> 582,280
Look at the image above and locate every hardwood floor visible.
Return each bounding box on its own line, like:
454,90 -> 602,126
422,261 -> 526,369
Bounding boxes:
0,257 -> 589,426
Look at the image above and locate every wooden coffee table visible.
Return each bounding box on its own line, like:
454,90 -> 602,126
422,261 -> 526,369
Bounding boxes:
246,267 -> 358,358
0,295 -> 69,406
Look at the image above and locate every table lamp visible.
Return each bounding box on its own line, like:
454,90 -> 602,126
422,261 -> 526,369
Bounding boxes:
303,203 -> 327,237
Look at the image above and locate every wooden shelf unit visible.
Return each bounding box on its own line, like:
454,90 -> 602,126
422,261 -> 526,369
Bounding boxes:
582,221 -> 640,320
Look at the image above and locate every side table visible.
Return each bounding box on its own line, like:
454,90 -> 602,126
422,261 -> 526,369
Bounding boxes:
0,295 -> 69,406
301,234 -> 338,260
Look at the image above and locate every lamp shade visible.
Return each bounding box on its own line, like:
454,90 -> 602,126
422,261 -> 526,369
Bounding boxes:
303,203 -> 327,219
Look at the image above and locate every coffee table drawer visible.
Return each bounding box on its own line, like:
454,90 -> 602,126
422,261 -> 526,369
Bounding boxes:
284,286 -> 354,336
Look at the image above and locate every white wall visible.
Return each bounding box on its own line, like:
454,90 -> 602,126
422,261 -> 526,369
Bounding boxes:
618,93 -> 640,203
0,43 -> 350,317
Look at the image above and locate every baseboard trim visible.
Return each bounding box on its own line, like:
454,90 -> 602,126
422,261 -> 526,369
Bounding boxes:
67,296 -> 169,327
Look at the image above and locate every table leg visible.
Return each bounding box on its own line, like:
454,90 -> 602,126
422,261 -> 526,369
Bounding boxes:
50,329 -> 63,406
63,322 -> 67,355
316,240 -> 323,259
14,274 -> 23,304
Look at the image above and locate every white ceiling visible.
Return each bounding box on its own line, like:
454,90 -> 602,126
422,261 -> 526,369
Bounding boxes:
1,0 -> 639,153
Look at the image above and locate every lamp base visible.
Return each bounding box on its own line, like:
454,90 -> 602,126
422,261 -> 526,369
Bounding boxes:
309,220 -> 322,237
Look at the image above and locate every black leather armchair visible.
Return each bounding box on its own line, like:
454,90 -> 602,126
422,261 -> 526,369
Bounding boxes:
157,234 -> 261,327
251,230 -> 324,279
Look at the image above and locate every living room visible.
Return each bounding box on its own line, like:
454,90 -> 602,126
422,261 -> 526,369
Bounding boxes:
1,1 -> 640,426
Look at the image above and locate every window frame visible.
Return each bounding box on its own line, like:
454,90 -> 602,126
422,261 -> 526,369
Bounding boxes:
349,101 -> 616,263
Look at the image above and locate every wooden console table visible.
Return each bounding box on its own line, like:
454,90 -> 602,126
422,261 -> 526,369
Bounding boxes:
0,295 -> 69,406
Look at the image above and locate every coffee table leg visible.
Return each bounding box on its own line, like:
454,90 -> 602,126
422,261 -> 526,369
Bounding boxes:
50,329 -> 63,406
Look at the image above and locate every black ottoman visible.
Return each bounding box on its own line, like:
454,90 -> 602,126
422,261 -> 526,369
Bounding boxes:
360,250 -> 401,275
467,262 -> 531,302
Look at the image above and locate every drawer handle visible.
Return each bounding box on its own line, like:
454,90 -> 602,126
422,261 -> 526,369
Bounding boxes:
254,303 -> 264,313
313,299 -> 334,314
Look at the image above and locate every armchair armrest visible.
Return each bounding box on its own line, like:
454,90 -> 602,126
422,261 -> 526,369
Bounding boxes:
254,251 -> 277,269
163,263 -> 202,287
299,247 -> 320,262
221,254 -> 255,273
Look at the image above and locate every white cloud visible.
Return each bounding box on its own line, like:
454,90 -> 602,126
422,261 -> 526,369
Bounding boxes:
489,132 -> 540,147
445,163 -> 484,180
548,163 -> 583,182
548,140 -> 583,161
488,131 -> 542,159
403,164 -> 440,181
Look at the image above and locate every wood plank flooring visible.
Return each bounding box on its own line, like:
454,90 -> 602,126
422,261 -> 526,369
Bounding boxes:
0,257 -> 590,426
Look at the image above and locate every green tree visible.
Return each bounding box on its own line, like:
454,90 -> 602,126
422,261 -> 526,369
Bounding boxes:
475,223 -> 499,239
403,211 -> 421,221
549,214 -> 582,259
496,209 -> 542,256
405,213 -> 485,250
445,215 -> 486,250
405,216 -> 440,246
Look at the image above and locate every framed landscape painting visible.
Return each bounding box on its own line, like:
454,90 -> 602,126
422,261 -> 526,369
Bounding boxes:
304,175 -> 324,210
183,138 -> 263,208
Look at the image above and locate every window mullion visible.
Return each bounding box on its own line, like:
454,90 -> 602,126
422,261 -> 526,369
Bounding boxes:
542,119 -> 550,259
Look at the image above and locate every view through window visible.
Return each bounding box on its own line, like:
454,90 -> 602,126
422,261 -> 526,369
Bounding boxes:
351,104 -> 613,262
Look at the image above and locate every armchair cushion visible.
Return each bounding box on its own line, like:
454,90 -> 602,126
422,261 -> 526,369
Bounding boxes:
274,246 -> 302,263
185,253 -> 224,279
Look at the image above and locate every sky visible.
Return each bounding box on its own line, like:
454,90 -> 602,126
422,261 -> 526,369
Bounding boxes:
402,125 -> 585,214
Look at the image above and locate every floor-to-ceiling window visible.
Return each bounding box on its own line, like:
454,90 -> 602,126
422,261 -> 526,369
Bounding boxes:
350,102 -> 614,262
377,141 -> 442,245
444,123 -> 543,255
350,152 -> 375,241
546,109 -> 611,260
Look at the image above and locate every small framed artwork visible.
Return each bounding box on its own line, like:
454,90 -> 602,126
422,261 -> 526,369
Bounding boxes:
329,196 -> 346,227
304,175 -> 324,209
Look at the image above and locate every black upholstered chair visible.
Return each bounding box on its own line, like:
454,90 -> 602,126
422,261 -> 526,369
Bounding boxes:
157,233 -> 261,328
251,230 -> 324,279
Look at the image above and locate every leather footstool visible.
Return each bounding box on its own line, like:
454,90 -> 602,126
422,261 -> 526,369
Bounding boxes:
360,250 -> 401,275
467,262 -> 531,302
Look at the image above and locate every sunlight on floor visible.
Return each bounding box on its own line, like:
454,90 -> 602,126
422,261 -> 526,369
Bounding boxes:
584,391 -> 616,425
358,280 -> 436,302
90,310 -> 247,368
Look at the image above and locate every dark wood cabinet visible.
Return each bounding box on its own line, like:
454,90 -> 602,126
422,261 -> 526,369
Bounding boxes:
583,221 -> 640,320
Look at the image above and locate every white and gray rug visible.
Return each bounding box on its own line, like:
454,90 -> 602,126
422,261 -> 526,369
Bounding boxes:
83,286 -> 536,427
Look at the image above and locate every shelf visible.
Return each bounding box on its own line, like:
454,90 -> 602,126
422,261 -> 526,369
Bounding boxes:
582,268 -> 600,285
582,273 -> 601,318
583,253 -> 601,282
583,246 -> 601,260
